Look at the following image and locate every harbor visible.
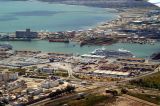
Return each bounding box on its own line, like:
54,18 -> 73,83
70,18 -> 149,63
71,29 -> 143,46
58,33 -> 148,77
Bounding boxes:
0,40 -> 160,58
0,0 -> 159,106
0,0 -> 159,59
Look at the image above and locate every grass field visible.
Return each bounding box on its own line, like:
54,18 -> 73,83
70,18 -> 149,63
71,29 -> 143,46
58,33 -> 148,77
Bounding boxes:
67,95 -> 115,106
127,92 -> 160,105
130,71 -> 160,89
46,94 -> 116,106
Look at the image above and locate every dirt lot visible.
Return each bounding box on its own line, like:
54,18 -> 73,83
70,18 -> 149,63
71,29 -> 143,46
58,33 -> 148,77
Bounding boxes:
97,95 -> 156,106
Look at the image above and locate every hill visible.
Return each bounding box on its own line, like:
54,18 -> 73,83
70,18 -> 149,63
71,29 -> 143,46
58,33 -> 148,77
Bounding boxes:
38,0 -> 156,8
130,71 -> 160,90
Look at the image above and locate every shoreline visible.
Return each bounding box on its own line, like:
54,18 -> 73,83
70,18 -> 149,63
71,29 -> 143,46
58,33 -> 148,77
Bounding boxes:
0,6 -> 159,58
0,9 -> 118,34
0,0 -> 118,33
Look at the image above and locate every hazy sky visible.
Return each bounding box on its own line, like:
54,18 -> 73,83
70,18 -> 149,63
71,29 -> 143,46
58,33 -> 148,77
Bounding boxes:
149,0 -> 160,3
148,0 -> 160,7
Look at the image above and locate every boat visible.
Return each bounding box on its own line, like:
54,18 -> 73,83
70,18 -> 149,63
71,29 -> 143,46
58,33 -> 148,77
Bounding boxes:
49,39 -> 69,43
0,38 -> 31,41
91,47 -> 134,58
118,48 -> 131,53
0,44 -> 13,50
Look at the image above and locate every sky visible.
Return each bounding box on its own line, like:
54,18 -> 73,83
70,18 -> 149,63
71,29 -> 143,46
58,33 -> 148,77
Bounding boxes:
148,0 -> 160,7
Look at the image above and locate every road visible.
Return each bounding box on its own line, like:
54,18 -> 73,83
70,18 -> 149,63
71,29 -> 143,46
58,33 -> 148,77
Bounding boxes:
28,65 -> 160,106
118,65 -> 160,84
28,86 -> 103,106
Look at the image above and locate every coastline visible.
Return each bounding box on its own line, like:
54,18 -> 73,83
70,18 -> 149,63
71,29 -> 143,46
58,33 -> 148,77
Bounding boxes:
0,3 -> 159,58
0,1 -> 160,106
0,0 -> 117,33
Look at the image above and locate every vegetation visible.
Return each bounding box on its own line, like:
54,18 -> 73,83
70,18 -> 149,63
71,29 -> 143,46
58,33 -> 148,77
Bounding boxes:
127,92 -> 160,105
8,68 -> 26,75
0,98 -> 9,106
54,71 -> 68,77
130,71 -> 160,90
49,85 -> 75,98
74,74 -> 121,82
47,94 -> 116,106
28,66 -> 37,71
67,94 -> 116,106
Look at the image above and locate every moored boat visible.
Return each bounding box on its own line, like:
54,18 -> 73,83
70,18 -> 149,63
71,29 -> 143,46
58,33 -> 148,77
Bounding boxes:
91,47 -> 134,58
48,39 -> 69,43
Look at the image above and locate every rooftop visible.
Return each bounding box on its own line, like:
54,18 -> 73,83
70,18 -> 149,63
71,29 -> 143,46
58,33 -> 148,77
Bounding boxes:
94,70 -> 130,76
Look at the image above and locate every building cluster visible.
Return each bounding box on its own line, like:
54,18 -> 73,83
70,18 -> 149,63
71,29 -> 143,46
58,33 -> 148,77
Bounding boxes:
0,44 -> 13,59
0,8 -> 159,106
119,36 -> 156,44
7,80 -> 27,91
0,48 -> 158,105
68,9 -> 160,45
0,9 -> 159,46
4,8 -> 158,46
0,51 -> 49,67
16,29 -> 38,39
41,80 -> 59,89
0,29 -> 38,41
38,67 -> 55,74
0,72 -> 18,82
0,68 -> 70,105
73,55 -> 159,80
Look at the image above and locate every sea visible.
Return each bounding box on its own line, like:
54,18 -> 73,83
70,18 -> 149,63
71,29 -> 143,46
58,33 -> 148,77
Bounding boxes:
0,0 -> 159,58
0,0 -> 116,32
1,40 -> 160,58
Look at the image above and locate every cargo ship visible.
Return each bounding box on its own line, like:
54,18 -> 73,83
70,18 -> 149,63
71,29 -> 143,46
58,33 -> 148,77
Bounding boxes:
49,39 -> 69,43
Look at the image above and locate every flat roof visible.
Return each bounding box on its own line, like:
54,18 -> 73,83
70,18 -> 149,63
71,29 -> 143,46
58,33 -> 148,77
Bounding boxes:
118,58 -> 145,61
94,70 -> 130,76
121,62 -> 158,65
81,54 -> 105,58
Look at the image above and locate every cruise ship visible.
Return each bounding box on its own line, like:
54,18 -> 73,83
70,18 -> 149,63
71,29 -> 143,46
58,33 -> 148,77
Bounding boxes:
91,47 -> 134,58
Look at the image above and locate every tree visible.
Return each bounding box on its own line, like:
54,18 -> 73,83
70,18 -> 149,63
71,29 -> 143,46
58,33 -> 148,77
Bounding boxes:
49,91 -> 56,98
121,88 -> 128,94
65,85 -> 75,93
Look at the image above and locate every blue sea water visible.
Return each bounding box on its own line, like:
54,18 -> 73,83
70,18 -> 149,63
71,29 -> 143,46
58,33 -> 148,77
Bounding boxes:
0,0 -> 159,58
0,0 -> 117,32
0,40 -> 160,58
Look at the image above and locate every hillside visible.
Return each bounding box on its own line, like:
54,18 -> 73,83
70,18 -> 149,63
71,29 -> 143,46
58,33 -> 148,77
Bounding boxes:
130,71 -> 160,90
38,0 -> 156,8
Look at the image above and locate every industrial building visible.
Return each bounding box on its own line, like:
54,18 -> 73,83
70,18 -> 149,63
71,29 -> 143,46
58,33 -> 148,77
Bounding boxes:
16,29 -> 38,38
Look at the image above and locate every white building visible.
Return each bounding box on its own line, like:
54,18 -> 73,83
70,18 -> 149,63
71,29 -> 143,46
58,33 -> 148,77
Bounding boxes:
94,70 -> 130,78
38,67 -> 54,74
27,88 -> 43,95
41,80 -> 59,89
